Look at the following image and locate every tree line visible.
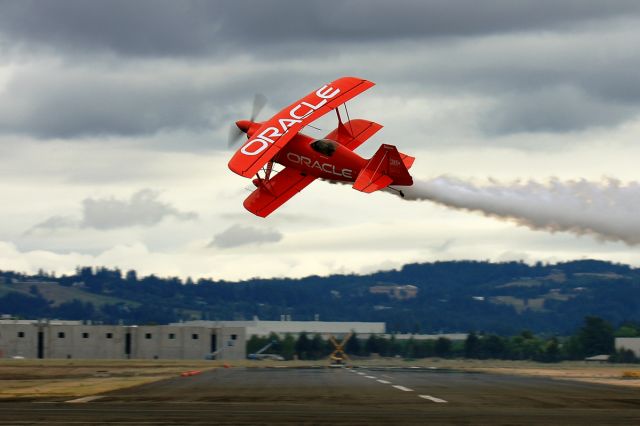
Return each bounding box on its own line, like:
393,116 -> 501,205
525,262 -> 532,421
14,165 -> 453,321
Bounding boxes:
247,316 -> 640,363
3,260 -> 640,335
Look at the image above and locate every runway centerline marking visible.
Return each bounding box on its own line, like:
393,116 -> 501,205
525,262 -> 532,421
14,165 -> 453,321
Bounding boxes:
419,394 -> 447,403
65,395 -> 104,403
392,385 -> 413,392
364,375 -> 377,379
376,379 -> 391,384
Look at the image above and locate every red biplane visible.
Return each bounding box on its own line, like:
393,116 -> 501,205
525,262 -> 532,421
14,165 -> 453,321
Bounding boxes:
228,76 -> 414,217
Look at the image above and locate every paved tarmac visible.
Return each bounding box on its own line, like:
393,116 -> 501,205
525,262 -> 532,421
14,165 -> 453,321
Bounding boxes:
1,366 -> 640,425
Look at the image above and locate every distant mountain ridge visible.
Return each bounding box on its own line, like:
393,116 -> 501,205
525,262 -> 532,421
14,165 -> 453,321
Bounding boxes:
1,259 -> 639,335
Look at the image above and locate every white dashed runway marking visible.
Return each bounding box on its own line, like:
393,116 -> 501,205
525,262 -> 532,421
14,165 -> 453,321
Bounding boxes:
351,369 -> 442,402
65,396 -> 104,403
392,385 -> 413,392
419,395 -> 448,403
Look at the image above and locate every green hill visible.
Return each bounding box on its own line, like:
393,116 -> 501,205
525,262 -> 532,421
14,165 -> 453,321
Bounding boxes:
0,280 -> 138,308
1,260 -> 640,335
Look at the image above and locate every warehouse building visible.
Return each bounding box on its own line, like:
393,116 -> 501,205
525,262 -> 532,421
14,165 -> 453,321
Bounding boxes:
0,317 -> 387,360
616,337 -> 640,357
0,319 -> 245,360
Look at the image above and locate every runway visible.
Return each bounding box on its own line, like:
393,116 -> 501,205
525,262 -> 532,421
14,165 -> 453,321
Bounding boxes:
1,366 -> 639,424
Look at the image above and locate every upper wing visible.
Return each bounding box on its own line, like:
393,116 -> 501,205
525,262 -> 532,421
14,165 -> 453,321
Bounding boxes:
323,119 -> 383,151
243,167 -> 317,217
229,77 -> 374,178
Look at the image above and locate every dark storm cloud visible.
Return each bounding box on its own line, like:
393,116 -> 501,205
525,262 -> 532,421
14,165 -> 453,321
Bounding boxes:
0,67 -> 221,138
1,0 -> 639,57
1,1 -> 640,140
483,87 -> 638,134
4,33 -> 640,141
209,224 -> 282,249
0,63 -> 305,140
229,0 -> 640,45
28,189 -> 197,232
374,28 -> 640,134
0,0 -> 221,57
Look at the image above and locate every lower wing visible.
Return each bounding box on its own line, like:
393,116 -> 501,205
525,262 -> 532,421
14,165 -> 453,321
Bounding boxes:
243,167 -> 316,217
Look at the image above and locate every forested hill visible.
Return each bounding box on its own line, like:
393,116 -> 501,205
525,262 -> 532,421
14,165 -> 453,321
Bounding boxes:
2,259 -> 640,335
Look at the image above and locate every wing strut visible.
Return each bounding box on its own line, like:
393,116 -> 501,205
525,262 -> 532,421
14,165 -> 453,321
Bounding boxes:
343,102 -> 355,136
264,161 -> 274,180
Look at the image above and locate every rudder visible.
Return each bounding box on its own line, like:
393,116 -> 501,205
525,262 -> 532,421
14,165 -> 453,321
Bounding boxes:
353,144 -> 413,193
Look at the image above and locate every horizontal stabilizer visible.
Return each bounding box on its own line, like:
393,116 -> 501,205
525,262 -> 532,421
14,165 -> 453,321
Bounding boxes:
399,152 -> 415,170
244,167 -> 316,217
353,171 -> 393,193
353,144 -> 413,193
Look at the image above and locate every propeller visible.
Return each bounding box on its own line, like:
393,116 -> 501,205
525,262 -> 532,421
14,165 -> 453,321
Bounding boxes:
228,93 -> 267,148
228,125 -> 244,148
250,93 -> 267,122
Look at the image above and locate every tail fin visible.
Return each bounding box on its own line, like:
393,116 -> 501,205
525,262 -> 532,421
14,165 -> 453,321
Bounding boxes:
353,144 -> 414,193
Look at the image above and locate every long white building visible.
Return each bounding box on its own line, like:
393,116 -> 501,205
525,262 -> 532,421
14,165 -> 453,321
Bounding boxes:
170,318 -> 386,338
0,319 -> 245,360
616,337 -> 640,357
1,318 -> 386,360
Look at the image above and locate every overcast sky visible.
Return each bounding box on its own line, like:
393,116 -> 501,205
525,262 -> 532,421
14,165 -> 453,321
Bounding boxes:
1,0 -> 639,280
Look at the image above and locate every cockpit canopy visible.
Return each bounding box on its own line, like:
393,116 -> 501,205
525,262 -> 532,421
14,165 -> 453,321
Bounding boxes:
310,139 -> 337,157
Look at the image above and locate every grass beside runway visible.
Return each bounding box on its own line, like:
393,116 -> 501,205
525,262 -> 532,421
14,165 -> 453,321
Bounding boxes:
0,359 -> 220,399
396,358 -> 640,388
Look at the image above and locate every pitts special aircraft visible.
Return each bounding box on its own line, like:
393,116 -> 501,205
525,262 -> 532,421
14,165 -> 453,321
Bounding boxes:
228,76 -> 414,217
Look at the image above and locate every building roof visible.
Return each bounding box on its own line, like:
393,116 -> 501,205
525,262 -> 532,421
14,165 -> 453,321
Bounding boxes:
584,354 -> 610,361
170,319 -> 386,335
0,319 -> 83,325
382,333 -> 468,341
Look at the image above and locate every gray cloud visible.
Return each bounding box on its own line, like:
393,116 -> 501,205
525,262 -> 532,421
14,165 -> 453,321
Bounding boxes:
28,189 -> 197,232
0,1 -> 221,58
483,86 -> 638,134
4,31 -> 640,141
0,62 -> 312,140
1,1 -> 639,57
0,66 -> 225,139
81,189 -> 197,229
0,1 -> 639,142
26,215 -> 77,234
209,224 -> 283,249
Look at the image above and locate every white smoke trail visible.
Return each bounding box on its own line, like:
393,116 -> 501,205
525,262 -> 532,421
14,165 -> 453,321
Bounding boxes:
395,177 -> 640,245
